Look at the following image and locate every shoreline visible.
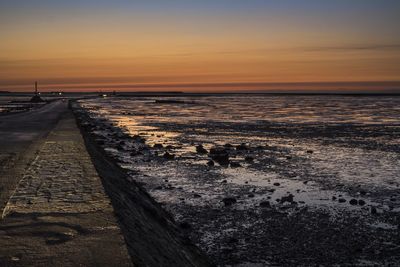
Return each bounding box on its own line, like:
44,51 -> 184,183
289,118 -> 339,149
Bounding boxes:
75,96 -> 400,266
0,100 -> 212,266
72,100 -> 213,266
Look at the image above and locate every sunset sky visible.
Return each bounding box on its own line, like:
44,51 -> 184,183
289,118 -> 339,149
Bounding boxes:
1,0 -> 400,92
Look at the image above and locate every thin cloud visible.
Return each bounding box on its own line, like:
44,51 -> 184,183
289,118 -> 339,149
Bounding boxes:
301,44 -> 400,52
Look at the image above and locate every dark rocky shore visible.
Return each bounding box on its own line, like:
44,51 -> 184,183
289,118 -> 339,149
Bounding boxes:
72,101 -> 213,267
76,96 -> 400,266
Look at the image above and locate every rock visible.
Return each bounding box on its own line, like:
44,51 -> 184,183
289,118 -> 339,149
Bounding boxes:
236,143 -> 248,151
224,143 -> 233,148
358,199 -> 366,206
359,191 -> 367,196
222,197 -> 237,206
153,143 -> 163,149
130,150 -> 143,157
349,199 -> 358,205
179,222 -> 191,229
259,201 -> 270,207
209,147 -> 230,165
193,194 -> 202,198
230,162 -> 241,168
221,180 -> 227,184
273,182 -> 281,186
286,156 -> 292,160
306,150 -> 314,154
281,194 -> 295,204
163,152 -> 175,160
245,156 -> 254,162
165,145 -> 174,150
332,196 -> 337,201
248,193 -> 255,198
196,145 -> 208,154
338,198 -> 346,203
227,237 -> 238,244
209,146 -> 227,155
96,139 -> 105,145
371,206 -> 378,214
207,160 -> 215,166
133,134 -> 141,140
213,154 -> 230,165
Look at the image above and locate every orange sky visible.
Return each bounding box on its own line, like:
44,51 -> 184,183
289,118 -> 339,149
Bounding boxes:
1,1 -> 399,92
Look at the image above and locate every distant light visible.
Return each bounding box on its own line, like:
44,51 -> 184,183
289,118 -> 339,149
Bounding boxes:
102,94 -> 107,97
59,92 -> 62,95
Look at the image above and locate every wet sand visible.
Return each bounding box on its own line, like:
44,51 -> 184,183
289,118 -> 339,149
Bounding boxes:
77,95 -> 400,266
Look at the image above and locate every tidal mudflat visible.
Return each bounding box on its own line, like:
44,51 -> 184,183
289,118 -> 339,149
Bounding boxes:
77,95 -> 400,266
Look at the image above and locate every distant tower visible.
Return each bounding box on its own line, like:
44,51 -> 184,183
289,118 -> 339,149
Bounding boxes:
30,81 -> 44,103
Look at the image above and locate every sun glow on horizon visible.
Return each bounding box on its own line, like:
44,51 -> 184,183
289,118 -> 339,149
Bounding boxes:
1,0 -> 399,92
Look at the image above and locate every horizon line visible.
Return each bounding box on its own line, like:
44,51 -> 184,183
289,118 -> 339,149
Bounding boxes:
1,80 -> 400,93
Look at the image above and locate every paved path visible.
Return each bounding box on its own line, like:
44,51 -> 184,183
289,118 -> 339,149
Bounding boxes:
0,101 -> 68,209
0,107 -> 132,266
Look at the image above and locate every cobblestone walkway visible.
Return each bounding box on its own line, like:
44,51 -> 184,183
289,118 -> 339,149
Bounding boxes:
0,110 -> 132,266
3,140 -> 110,217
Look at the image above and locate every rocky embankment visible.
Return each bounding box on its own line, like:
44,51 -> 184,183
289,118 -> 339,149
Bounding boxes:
71,101 -> 213,267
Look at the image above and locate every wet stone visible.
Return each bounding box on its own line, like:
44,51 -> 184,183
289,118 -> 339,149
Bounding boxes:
245,156 -> 254,162
196,145 -> 208,154
230,162 -> 241,168
163,152 -> 175,160
280,194 -> 295,204
259,201 -> 270,207
371,206 -> 378,214
222,197 -> 237,207
349,199 -> 358,205
153,143 -> 163,149
236,143 -> 248,151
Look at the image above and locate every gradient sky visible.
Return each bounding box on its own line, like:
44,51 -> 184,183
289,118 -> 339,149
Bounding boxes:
1,0 -> 400,92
